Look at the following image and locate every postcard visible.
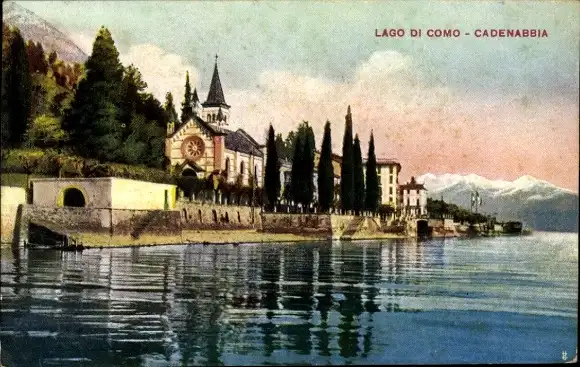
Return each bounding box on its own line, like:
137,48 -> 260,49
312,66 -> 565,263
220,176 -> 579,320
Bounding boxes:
1,1 -> 577,365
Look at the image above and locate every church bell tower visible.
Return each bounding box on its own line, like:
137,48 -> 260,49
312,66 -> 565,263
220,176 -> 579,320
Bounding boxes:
202,55 -> 230,127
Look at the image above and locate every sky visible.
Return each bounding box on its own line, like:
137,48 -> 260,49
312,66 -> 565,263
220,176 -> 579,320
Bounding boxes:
11,0 -> 580,191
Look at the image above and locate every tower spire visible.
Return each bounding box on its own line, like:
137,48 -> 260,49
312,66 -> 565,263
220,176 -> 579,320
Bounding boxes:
203,54 -> 229,108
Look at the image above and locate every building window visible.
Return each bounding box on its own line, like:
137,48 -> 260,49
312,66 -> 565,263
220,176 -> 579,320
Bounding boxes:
389,187 -> 393,194
240,161 -> 245,175
389,176 -> 393,184
390,166 -> 393,174
207,114 -> 211,121
224,116 -> 227,123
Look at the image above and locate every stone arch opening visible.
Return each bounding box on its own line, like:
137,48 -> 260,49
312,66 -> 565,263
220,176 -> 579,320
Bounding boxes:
238,211 -> 241,223
63,187 -> 86,207
212,209 -> 218,223
183,209 -> 188,222
198,209 -> 203,223
225,212 -> 230,223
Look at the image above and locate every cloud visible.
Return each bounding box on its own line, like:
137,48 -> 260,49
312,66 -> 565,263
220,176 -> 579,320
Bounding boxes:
224,50 -> 578,190
119,43 -> 198,105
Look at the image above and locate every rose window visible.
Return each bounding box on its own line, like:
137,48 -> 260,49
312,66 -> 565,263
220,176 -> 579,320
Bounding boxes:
181,136 -> 205,162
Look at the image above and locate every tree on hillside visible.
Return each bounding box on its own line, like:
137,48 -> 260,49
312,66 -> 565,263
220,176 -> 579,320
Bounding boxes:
26,41 -> 48,75
164,92 -> 179,126
3,27 -> 32,147
340,106 -> 354,213
318,121 -> 334,212
48,50 -> 58,66
264,124 -> 281,211
365,131 -> 380,213
353,133 -> 365,215
181,71 -> 194,125
63,26 -> 124,162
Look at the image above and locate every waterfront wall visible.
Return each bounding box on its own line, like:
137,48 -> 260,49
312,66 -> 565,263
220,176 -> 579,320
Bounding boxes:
176,200 -> 260,229
260,213 -> 382,239
25,205 -> 181,241
0,186 -> 26,244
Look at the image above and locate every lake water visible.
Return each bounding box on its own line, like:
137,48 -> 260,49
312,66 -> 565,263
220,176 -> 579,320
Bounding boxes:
1,232 -> 577,365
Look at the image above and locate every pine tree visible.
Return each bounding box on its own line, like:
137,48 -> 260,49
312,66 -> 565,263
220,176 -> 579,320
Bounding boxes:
365,131 -> 380,213
340,106 -> 354,213
353,134 -> 365,215
63,26 -> 124,162
181,71 -> 193,124
48,50 -> 58,66
164,92 -> 179,125
290,134 -> 304,208
3,27 -> 32,147
318,121 -> 334,212
265,124 -> 281,211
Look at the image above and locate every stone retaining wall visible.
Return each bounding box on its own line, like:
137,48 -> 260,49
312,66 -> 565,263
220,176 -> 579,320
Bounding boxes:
176,201 -> 260,230
1,186 -> 27,244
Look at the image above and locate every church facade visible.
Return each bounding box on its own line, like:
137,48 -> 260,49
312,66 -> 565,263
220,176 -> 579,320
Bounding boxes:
165,60 -> 265,188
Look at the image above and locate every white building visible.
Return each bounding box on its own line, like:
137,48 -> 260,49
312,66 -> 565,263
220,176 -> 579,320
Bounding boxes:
398,176 -> 428,218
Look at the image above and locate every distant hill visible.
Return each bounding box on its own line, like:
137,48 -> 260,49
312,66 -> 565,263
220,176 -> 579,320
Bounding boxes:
418,173 -> 579,232
3,1 -> 88,64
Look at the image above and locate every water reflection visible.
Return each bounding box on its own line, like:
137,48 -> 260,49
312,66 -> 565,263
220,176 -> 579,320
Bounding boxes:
1,235 -> 576,365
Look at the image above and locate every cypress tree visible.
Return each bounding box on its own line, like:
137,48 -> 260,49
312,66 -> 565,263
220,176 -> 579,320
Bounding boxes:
317,121 -> 334,212
365,131 -> 380,213
164,92 -> 179,125
303,133 -> 314,208
264,124 -> 281,211
4,27 -> 32,147
340,105 -> 354,213
353,134 -> 365,215
290,134 -> 304,208
274,133 -> 286,160
63,26 -> 124,161
181,71 -> 193,124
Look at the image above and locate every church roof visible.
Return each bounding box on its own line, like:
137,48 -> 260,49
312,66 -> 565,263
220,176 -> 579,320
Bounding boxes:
192,88 -> 199,103
168,115 -> 228,140
203,59 -> 230,108
224,128 -> 264,157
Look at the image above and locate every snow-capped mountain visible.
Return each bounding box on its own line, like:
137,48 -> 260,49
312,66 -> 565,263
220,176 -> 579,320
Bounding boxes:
417,173 -> 578,232
3,2 -> 88,64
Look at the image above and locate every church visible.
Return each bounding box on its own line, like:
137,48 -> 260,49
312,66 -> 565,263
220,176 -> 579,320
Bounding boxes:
165,58 -> 265,188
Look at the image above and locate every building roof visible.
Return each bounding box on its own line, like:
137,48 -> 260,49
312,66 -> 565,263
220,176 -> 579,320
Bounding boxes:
168,115 -> 228,140
399,176 -> 426,190
192,88 -> 199,103
202,59 -> 230,108
224,128 -> 264,157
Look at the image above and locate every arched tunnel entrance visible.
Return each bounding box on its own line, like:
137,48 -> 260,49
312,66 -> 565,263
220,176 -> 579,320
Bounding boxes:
63,188 -> 86,207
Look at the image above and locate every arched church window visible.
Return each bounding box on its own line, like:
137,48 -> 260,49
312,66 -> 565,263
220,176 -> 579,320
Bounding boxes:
254,165 -> 258,185
212,114 -> 216,122
225,158 -> 230,178
207,114 -> 211,122
240,161 -> 245,176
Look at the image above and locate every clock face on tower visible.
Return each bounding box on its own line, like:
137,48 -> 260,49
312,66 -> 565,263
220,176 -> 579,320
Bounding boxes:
181,135 -> 205,162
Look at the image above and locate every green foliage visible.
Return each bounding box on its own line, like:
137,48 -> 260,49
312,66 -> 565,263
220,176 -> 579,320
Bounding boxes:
353,134 -> 365,214
264,125 -> 281,210
290,134 -> 304,205
303,132 -> 315,205
164,92 -> 179,125
340,106 -> 354,212
1,149 -> 175,184
181,71 -> 194,124
24,114 -> 66,148
274,133 -> 286,161
427,198 -> 493,224
317,121 -> 334,212
26,40 -> 48,74
63,26 -> 124,162
2,26 -> 33,147
364,132 -> 380,213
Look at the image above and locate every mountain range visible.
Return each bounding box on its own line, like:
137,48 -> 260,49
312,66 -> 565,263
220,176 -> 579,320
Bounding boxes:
3,2 -> 88,64
418,173 -> 578,232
